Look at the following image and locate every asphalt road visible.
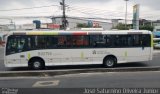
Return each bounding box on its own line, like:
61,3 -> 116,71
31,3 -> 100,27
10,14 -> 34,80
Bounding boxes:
0,48 -> 160,94
0,48 -> 160,71
0,71 -> 160,88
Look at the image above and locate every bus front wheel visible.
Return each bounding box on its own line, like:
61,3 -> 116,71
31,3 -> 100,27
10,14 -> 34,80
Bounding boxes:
29,59 -> 45,70
103,56 -> 117,68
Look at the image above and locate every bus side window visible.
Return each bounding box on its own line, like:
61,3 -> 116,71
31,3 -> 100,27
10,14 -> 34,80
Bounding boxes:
0,36 -> 2,42
106,35 -> 113,47
89,35 -> 106,48
127,35 -> 133,47
142,34 -> 151,47
90,35 -> 98,47
133,35 -> 140,47
114,35 -> 120,47
46,36 -> 58,49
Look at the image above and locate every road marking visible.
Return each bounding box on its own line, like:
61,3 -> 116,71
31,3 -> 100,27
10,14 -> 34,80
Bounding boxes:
54,72 -> 119,78
32,80 -> 60,87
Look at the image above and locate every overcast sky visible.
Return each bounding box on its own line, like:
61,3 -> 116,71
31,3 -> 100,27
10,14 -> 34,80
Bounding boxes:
0,0 -> 160,24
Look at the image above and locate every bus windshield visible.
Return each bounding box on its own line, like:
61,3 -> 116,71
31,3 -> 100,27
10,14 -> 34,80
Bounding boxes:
6,36 -> 26,55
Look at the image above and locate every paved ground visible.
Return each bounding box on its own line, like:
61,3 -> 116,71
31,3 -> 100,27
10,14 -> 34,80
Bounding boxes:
0,71 -> 160,88
0,48 -> 160,94
0,48 -> 160,71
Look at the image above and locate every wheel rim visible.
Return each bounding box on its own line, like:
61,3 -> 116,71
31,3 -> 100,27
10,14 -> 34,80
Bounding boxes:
106,59 -> 114,67
33,61 -> 41,68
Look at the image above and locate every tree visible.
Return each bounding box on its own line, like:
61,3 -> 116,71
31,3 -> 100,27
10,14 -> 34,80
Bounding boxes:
77,23 -> 89,28
113,23 -> 154,31
139,25 -> 153,31
112,23 -> 130,30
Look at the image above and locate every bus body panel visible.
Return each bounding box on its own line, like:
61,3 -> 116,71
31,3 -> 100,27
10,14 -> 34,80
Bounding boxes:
4,30 -> 153,68
5,47 -> 151,67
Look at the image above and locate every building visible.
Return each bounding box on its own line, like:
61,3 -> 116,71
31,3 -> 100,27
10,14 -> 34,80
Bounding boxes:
153,20 -> 160,31
51,16 -> 113,30
0,25 -> 8,31
0,24 -> 15,31
139,19 -> 153,26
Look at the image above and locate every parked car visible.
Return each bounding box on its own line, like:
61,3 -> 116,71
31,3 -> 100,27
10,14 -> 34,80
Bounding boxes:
154,43 -> 160,49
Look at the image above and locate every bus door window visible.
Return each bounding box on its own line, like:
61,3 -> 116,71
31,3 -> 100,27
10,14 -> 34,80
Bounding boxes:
6,36 -> 26,55
17,38 -> 26,52
26,36 -> 36,50
27,37 -> 31,50
6,36 -> 16,54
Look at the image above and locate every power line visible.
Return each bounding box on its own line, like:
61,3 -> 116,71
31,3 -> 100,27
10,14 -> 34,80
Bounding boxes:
68,7 -> 132,20
68,5 -> 160,20
68,5 -> 133,14
0,10 -> 61,17
68,7 -> 131,17
0,4 -> 60,12
67,5 -> 133,19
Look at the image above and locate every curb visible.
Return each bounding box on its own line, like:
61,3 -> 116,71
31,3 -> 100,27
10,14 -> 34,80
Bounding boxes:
0,67 -> 160,77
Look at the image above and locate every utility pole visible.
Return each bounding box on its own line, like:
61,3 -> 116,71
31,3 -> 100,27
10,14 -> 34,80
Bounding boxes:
124,0 -> 129,30
60,0 -> 66,30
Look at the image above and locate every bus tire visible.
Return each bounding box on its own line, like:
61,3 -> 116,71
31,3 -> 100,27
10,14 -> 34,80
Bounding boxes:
29,58 -> 45,70
103,56 -> 117,68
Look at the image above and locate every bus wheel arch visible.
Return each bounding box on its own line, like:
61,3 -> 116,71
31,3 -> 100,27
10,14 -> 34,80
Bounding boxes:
103,55 -> 117,68
28,57 -> 45,70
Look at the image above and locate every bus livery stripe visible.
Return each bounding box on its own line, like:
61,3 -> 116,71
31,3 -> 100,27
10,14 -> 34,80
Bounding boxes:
26,32 -> 58,35
58,32 -> 73,35
42,32 -> 58,35
73,32 -> 87,35
27,53 -> 31,60
88,32 -> 102,35
13,32 -> 26,35
13,31 -> 103,36
151,34 -> 154,47
26,32 -> 44,35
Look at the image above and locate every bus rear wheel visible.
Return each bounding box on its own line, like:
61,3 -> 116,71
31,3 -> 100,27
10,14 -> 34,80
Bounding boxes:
103,57 -> 116,68
30,59 -> 45,70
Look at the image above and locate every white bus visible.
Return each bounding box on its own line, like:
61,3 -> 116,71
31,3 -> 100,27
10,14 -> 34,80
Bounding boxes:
4,30 -> 153,69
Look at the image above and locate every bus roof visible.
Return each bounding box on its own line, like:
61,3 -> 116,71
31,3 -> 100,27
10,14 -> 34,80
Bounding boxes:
8,30 -> 152,36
